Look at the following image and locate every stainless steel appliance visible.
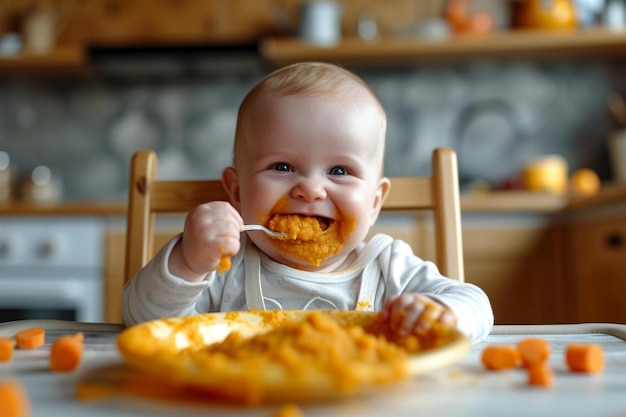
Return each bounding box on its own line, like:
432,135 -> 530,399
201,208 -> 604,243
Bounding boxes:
0,217 -> 105,322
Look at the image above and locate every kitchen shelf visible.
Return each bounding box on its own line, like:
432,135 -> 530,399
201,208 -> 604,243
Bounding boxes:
0,201 -> 126,216
261,28 -> 626,68
0,45 -> 93,77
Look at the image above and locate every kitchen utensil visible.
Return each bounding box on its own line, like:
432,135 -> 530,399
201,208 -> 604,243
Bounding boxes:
298,0 -> 344,46
608,129 -> 626,182
242,224 -> 288,238
117,310 -> 470,404
608,93 -> 626,128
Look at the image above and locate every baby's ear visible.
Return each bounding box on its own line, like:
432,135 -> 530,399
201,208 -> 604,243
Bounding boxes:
370,177 -> 391,226
221,167 -> 241,210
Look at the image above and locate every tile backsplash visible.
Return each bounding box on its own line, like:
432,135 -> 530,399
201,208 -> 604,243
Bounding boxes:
0,58 -> 616,201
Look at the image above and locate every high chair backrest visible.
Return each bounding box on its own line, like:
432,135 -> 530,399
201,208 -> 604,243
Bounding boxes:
124,147 -> 464,285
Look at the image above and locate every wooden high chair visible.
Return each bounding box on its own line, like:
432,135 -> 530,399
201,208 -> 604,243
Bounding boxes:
124,148 -> 464,285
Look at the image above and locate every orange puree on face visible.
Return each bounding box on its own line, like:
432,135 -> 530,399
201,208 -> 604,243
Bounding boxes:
269,214 -> 325,241
268,213 -> 355,267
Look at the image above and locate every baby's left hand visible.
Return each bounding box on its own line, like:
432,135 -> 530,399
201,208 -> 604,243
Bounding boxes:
380,293 -> 457,337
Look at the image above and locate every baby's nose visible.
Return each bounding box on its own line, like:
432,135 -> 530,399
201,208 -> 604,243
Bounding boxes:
292,178 -> 327,202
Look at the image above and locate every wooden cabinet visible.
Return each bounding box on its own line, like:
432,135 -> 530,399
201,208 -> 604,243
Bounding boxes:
104,230 -> 177,324
462,218 -> 566,325
374,211 -> 568,325
565,213 -> 626,323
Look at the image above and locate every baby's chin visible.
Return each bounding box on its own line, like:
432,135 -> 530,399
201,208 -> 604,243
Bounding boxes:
267,247 -> 355,273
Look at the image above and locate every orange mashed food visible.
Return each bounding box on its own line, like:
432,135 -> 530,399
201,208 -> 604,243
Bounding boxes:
188,311 -> 410,403
269,215 -> 325,241
268,214 -> 355,267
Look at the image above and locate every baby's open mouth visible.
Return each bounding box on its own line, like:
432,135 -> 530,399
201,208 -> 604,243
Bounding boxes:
268,214 -> 333,241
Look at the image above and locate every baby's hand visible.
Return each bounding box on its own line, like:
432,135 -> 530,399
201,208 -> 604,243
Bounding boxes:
380,293 -> 457,338
170,201 -> 243,281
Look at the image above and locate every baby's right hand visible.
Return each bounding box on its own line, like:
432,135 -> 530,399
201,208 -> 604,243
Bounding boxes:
169,201 -> 243,281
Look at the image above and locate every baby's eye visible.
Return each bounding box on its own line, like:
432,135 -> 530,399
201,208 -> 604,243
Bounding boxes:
272,162 -> 293,172
328,166 -> 348,176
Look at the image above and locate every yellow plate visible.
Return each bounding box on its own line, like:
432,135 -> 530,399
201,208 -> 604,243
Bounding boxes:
117,310 -> 470,404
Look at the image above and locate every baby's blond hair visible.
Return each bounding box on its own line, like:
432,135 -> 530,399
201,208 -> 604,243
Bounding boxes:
233,62 -> 387,171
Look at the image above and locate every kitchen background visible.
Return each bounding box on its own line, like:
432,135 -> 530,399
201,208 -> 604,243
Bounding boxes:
0,58 -> 616,201
2,0 -> 626,325
0,0 -> 623,202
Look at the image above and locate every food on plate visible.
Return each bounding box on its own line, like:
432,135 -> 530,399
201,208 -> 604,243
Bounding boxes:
0,338 -> 14,362
566,343 -> 605,374
0,379 -> 30,417
527,362 -> 555,388
15,328 -> 45,350
50,333 -> 84,372
179,311 -> 408,403
517,337 -> 551,368
116,310 -> 469,405
480,344 -> 520,370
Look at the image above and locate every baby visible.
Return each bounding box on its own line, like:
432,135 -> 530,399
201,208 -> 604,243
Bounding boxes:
122,62 -> 493,343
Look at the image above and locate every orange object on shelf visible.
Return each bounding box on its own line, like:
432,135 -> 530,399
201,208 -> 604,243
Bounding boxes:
445,0 -> 495,35
522,155 -> 569,194
514,0 -> 578,30
570,168 -> 601,197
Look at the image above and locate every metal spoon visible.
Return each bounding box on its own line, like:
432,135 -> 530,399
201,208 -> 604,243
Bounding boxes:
242,225 -> 288,238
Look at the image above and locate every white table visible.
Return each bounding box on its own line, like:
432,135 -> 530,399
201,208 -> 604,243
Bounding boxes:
1,320 -> 625,417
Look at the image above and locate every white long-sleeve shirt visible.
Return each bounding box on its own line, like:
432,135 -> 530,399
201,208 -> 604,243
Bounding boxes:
123,233 -> 494,343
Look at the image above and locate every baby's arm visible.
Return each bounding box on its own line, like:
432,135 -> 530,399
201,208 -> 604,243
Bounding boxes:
379,293 -> 457,337
168,201 -> 243,281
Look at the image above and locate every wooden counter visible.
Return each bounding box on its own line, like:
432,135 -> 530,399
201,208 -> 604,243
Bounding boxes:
0,201 -> 126,216
2,183 -> 624,217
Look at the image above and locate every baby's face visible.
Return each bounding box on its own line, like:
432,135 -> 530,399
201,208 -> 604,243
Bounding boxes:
232,91 -> 388,271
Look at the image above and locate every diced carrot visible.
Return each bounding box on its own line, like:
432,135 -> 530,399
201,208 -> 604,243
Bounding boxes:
217,246 -> 232,273
481,344 -> 520,370
0,338 -> 14,362
217,256 -> 232,273
527,362 -> 555,388
0,379 -> 30,417
517,337 -> 551,367
15,328 -> 45,350
566,343 -> 605,374
50,334 -> 84,372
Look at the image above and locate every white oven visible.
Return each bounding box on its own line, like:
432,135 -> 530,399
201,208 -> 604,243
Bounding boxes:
0,217 -> 105,323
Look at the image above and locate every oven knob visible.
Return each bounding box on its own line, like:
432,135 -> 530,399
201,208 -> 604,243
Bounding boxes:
37,239 -> 58,257
0,240 -> 12,257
